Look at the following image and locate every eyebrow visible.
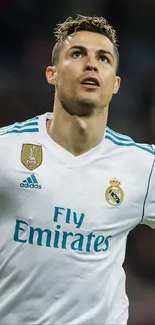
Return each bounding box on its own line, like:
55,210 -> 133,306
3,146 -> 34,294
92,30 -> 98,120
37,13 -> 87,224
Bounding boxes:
69,45 -> 115,61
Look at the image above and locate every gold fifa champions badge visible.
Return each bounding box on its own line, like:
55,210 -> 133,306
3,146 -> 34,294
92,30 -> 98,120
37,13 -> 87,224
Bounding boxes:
105,178 -> 124,206
21,144 -> 43,171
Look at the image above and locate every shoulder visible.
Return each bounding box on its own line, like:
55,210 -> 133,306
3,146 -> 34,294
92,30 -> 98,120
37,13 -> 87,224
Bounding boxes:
105,126 -> 155,180
0,115 -> 39,139
105,126 -> 155,156
0,115 -> 41,172
0,115 -> 40,160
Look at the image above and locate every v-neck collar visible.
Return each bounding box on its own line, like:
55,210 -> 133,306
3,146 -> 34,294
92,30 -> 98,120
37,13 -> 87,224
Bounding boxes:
38,112 -> 106,168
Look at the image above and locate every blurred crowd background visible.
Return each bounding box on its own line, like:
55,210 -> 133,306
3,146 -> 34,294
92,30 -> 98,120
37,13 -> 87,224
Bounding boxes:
1,0 -> 155,323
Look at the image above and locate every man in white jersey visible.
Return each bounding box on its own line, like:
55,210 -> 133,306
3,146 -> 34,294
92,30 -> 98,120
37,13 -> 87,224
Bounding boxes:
0,14 -> 155,325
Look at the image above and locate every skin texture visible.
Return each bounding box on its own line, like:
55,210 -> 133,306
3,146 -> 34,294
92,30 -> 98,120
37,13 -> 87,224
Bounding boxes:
46,30 -> 121,156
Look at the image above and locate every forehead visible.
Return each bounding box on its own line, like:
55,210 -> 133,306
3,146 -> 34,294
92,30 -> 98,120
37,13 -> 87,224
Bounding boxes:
64,30 -> 115,54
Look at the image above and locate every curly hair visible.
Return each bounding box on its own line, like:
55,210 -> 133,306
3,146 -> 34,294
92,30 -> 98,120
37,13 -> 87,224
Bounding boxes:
51,14 -> 119,71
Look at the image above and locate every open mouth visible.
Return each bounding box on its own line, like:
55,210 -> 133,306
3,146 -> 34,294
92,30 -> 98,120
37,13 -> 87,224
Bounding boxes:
81,77 -> 100,88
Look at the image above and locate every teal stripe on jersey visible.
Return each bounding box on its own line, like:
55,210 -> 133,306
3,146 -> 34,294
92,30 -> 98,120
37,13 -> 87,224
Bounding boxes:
0,116 -> 38,130
105,128 -> 132,142
31,174 -> 38,183
0,121 -> 38,134
0,122 -> 38,134
10,121 -> 38,129
0,116 -> 39,136
105,135 -> 155,154
0,128 -> 39,136
106,126 -> 133,140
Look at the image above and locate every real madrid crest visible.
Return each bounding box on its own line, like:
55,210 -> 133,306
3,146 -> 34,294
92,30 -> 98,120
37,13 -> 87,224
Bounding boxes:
105,178 -> 124,206
21,144 -> 43,171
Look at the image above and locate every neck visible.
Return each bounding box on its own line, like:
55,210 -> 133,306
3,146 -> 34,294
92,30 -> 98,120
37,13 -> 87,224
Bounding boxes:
47,102 -> 108,157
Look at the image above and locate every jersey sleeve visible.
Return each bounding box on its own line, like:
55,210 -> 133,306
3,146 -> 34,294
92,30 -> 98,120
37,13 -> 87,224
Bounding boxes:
141,154 -> 155,229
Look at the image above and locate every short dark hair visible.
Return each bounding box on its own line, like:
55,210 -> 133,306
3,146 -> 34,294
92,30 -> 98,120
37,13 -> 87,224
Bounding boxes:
51,14 -> 119,72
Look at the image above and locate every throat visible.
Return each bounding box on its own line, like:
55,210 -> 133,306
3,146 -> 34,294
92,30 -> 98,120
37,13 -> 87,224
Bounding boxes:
53,129 -> 95,156
57,137 -> 101,157
46,115 -> 105,157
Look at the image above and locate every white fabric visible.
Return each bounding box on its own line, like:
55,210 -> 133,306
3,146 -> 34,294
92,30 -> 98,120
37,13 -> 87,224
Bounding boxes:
0,112 -> 155,324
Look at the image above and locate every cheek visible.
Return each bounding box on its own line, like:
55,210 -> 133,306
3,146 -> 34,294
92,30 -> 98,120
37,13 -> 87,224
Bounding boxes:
59,75 -> 77,93
103,74 -> 116,91
56,67 -> 71,85
56,72 -> 75,96
100,76 -> 116,100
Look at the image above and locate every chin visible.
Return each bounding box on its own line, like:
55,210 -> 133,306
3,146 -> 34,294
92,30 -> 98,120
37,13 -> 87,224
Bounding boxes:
61,95 -> 100,117
67,104 -> 96,117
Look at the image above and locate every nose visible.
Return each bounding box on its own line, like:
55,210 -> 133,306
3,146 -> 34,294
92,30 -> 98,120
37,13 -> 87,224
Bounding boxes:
84,56 -> 98,72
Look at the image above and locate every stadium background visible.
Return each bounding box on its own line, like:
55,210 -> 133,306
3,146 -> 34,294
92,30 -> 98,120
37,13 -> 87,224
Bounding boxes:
1,0 -> 155,323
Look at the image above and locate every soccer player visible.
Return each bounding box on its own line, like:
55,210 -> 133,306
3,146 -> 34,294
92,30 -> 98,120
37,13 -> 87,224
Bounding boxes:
0,14 -> 155,325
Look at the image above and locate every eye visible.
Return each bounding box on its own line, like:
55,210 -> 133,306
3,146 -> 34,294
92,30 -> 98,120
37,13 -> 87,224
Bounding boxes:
100,55 -> 110,63
72,51 -> 84,58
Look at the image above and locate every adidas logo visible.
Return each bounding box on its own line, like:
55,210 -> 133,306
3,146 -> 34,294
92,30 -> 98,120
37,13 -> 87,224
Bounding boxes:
20,174 -> 42,189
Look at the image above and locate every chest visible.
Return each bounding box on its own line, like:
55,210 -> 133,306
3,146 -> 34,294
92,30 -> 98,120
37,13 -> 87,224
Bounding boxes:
0,144 -> 147,235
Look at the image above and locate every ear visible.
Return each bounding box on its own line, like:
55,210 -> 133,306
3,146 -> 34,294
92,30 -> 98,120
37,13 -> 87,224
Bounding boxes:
45,66 -> 57,85
113,76 -> 121,94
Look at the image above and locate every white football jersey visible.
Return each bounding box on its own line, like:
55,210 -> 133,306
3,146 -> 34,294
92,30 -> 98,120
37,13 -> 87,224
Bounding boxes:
0,112 -> 155,325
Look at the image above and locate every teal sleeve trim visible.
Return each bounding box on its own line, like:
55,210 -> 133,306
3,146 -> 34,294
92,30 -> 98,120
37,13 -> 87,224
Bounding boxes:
105,136 -> 155,155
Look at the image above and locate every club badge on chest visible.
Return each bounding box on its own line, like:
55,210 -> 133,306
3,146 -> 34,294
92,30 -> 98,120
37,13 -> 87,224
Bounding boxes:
105,178 -> 124,206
